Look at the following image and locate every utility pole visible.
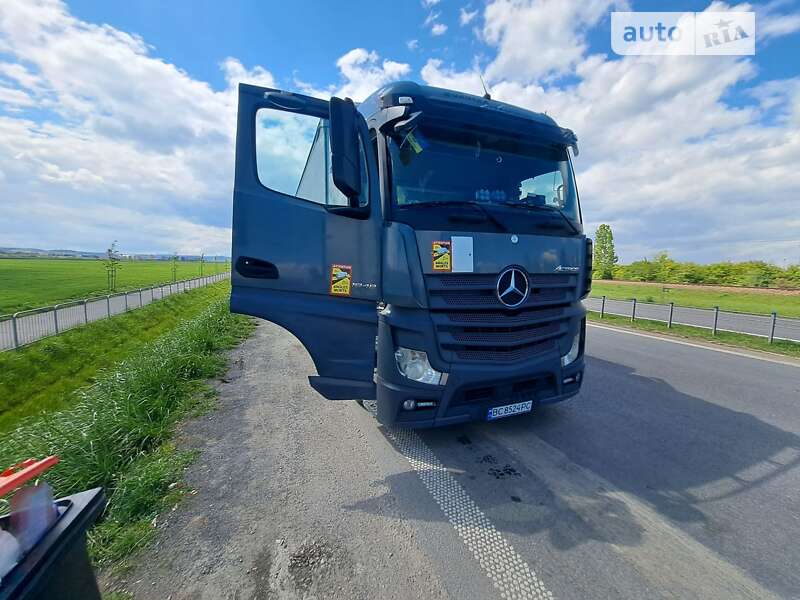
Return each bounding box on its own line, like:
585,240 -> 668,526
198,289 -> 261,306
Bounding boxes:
171,252 -> 178,283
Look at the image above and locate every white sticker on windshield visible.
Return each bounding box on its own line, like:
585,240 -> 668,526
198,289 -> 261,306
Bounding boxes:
452,236 -> 474,273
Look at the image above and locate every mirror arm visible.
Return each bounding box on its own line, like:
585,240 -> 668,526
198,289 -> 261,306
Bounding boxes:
326,205 -> 370,220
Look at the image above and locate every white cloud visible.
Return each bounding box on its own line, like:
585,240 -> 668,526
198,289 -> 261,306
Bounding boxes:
431,22 -> 449,36
422,0 -> 441,6
421,1 -> 800,262
0,2 -> 410,254
421,59 -> 486,95
334,49 -> 411,101
0,0 -> 283,254
482,0 -> 624,81
1,0 -> 799,264
407,39 -> 420,50
758,0 -> 800,38
460,7 -> 479,26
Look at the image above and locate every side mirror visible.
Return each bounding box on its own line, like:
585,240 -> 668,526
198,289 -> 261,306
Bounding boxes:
329,97 -> 361,201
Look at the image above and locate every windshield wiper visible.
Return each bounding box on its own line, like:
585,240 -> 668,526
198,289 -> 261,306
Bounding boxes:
503,202 -> 581,235
408,201 -> 509,232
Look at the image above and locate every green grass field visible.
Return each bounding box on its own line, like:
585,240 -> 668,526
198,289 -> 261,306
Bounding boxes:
0,257 -> 228,314
0,282 -> 235,431
592,281 -> 800,318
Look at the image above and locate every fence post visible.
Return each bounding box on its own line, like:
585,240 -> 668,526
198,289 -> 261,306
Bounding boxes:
11,313 -> 19,349
83,299 -> 88,324
631,298 -> 637,322
769,311 -> 777,344
124,293 -> 129,312
53,305 -> 60,334
106,295 -> 111,318
139,288 -> 143,307
712,306 -> 719,336
668,302 -> 674,328
600,295 -> 606,318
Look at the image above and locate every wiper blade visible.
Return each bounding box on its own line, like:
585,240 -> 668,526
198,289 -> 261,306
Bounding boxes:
409,201 -> 509,232
503,202 -> 580,235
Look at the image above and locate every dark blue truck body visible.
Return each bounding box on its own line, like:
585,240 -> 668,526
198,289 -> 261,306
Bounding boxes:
231,80 -> 591,428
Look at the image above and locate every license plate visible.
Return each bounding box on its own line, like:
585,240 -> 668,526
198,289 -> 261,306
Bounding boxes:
487,400 -> 533,421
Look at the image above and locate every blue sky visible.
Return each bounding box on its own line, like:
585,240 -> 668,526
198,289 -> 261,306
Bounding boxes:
1,0 -> 799,263
65,0 -> 800,99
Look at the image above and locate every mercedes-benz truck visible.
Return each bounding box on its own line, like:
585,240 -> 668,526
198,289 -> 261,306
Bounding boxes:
231,81 -> 591,428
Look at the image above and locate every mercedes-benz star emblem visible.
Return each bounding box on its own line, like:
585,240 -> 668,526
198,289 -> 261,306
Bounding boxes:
496,267 -> 529,308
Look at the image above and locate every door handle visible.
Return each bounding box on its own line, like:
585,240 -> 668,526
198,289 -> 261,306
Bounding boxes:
236,256 -> 279,279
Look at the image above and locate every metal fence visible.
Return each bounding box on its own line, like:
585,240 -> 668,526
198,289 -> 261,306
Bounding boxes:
0,272 -> 230,351
584,296 -> 800,343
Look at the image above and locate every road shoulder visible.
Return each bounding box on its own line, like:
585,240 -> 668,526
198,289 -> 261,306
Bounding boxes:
588,321 -> 800,368
109,321 -> 449,600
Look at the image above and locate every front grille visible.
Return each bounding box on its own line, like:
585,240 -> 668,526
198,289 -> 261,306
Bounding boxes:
426,272 -> 577,363
445,322 -> 560,344
454,338 -> 557,361
429,287 -> 569,309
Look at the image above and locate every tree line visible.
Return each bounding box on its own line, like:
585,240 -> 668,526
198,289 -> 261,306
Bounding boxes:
592,224 -> 800,289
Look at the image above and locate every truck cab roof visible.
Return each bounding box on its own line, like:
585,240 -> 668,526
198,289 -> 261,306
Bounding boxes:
357,80 -> 576,150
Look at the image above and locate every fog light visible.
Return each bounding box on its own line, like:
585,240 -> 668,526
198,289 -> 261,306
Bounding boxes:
561,330 -> 582,367
394,347 -> 444,385
403,399 -> 416,411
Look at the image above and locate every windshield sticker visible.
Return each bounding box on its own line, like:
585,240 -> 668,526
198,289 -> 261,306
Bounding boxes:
406,132 -> 424,154
329,264 -> 353,296
432,241 -> 452,271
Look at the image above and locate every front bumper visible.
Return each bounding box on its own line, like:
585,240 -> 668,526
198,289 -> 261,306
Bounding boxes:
375,311 -> 585,428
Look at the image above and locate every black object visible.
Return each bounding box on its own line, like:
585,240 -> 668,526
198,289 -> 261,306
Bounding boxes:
1,488 -> 106,600
329,96 -> 362,200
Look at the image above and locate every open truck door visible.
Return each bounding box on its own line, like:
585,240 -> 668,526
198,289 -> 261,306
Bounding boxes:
231,84 -> 381,401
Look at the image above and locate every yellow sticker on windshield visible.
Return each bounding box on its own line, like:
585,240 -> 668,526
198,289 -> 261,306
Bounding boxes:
432,241 -> 451,272
329,264 -> 352,296
406,132 -> 423,154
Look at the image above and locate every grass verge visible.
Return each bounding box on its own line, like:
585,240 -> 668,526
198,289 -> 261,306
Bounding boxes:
591,281 -> 800,318
0,297 -> 254,571
0,282 -> 232,432
587,311 -> 800,359
0,257 -> 228,314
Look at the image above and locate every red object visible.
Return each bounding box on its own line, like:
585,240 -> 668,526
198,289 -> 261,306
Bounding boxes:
0,457 -> 59,497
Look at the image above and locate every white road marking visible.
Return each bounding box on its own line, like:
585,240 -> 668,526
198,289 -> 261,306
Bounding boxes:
387,427 -> 554,600
588,323 -> 800,368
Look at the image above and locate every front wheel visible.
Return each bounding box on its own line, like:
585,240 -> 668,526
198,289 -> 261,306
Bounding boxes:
356,399 -> 377,417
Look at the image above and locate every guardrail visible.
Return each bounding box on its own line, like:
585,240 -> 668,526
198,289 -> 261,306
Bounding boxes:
584,296 -> 800,343
0,272 -> 230,351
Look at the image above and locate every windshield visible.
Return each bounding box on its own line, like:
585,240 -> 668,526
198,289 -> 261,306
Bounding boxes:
388,124 -> 581,224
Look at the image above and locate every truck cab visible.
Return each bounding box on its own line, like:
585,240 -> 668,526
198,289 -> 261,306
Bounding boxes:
231,81 -> 591,428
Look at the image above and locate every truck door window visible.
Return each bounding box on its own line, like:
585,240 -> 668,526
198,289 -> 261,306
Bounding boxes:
255,108 -> 368,207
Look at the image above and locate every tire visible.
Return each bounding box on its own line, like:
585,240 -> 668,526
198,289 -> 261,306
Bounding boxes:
356,399 -> 378,417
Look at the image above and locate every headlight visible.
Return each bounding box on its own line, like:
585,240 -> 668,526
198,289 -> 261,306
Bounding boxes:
394,347 -> 443,385
561,330 -> 581,367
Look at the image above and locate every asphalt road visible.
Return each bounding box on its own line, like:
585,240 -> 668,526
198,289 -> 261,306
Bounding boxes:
115,320 -> 800,600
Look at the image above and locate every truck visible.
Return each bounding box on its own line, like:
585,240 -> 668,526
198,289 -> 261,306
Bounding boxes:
230,80 -> 591,428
